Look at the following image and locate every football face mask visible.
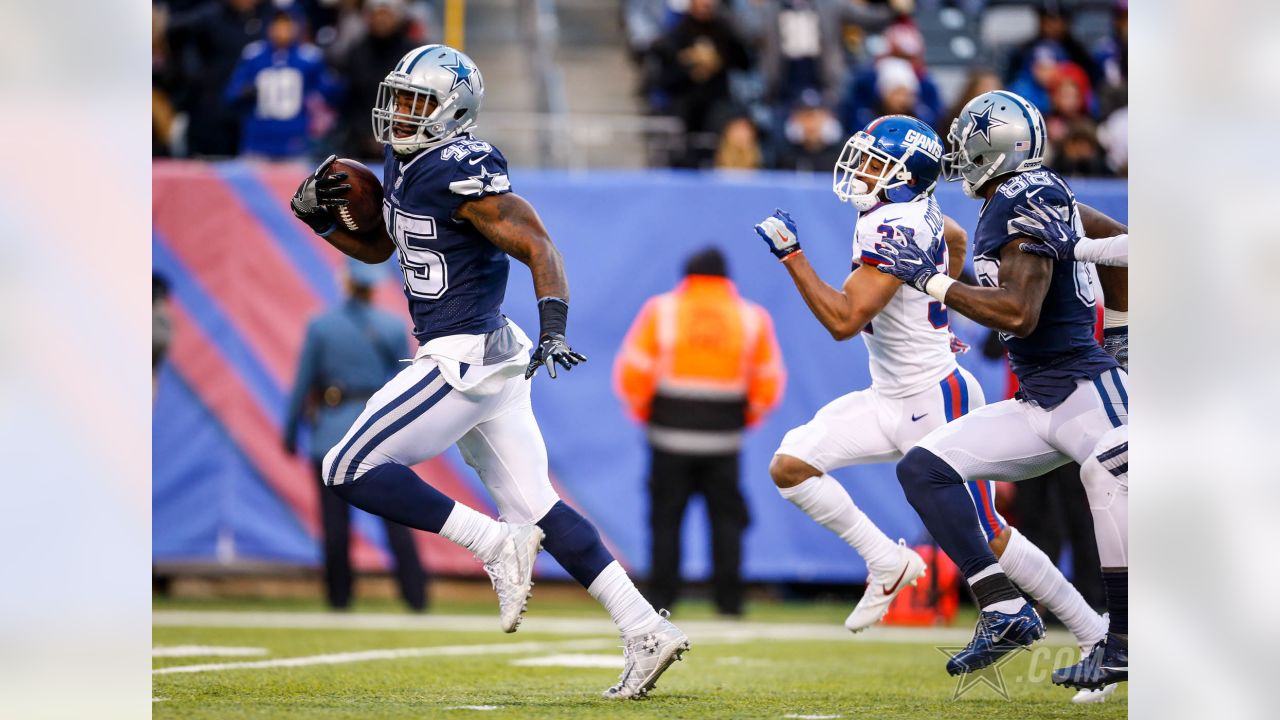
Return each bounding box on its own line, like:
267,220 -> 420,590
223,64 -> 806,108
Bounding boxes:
834,132 -> 914,211
833,115 -> 942,212
372,44 -> 484,156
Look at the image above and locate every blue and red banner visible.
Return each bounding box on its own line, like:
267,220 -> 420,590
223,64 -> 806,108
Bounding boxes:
152,160 -> 1127,583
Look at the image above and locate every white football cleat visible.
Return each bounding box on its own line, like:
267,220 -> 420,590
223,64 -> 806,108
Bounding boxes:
1072,682 -> 1118,703
602,610 -> 690,700
845,540 -> 927,633
482,523 -> 543,633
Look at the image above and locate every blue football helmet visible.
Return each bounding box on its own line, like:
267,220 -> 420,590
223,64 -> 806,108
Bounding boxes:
834,115 -> 944,211
373,44 -> 485,156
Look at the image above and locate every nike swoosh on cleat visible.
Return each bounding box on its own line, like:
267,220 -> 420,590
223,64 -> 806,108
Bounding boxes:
881,565 -> 910,595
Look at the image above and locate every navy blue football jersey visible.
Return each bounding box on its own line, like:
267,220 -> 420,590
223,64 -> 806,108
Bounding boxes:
381,135 -> 512,343
973,168 -> 1119,408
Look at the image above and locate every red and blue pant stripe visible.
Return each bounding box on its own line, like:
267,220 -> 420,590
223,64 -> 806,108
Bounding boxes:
939,369 -> 1007,542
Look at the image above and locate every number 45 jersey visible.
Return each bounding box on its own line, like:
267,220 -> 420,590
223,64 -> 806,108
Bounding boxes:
381,135 -> 513,343
852,195 -> 958,398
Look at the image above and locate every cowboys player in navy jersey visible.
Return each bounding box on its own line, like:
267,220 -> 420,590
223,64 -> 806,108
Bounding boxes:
867,90 -> 1128,691
289,44 -> 688,699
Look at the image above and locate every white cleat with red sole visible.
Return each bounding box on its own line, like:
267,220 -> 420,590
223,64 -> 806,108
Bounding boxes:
845,540 -> 928,633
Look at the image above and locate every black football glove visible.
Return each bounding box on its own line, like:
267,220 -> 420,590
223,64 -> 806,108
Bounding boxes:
290,154 -> 352,235
1103,326 -> 1128,371
524,333 -> 587,380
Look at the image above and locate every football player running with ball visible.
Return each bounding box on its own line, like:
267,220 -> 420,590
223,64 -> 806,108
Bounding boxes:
868,91 -> 1128,692
753,116 -> 1112,701
288,45 -> 687,699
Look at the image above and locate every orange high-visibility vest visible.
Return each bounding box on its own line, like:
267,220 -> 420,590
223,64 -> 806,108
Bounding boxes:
613,275 -> 785,454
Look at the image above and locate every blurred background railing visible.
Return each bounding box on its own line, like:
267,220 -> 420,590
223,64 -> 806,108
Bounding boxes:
154,0 -> 1125,175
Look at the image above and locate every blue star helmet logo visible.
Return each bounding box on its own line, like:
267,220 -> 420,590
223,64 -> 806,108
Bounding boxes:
966,104 -> 1007,145
442,55 -> 477,93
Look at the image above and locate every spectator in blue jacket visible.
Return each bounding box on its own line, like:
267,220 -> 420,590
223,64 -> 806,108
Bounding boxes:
164,0 -> 272,157
839,23 -> 942,135
840,56 -> 937,136
284,259 -> 428,611
224,7 -> 341,159
1003,2 -> 1099,112
332,0 -> 418,160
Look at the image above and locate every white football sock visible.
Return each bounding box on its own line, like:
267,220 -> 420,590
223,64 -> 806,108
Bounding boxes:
778,474 -> 900,576
588,561 -> 663,637
438,502 -> 506,562
987,598 -> 1026,614
999,527 -> 1107,646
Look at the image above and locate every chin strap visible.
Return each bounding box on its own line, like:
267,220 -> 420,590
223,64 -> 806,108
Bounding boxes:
964,152 -> 1007,198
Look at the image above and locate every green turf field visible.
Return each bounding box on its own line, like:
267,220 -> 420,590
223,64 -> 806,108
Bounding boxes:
152,596 -> 1126,719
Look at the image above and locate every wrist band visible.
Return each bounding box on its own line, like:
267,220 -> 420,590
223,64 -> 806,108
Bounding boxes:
780,249 -> 804,263
924,274 -> 955,303
537,296 -> 569,338
1103,309 -> 1128,329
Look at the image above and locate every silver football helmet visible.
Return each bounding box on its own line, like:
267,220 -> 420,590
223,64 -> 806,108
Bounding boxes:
942,90 -> 1047,198
372,44 -> 484,156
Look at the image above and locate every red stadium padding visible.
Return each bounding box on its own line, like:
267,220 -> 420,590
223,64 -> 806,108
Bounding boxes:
155,165 -> 323,388
881,544 -> 960,627
167,301 -> 387,571
256,164 -> 410,315
157,160 -> 1129,581
156,162 -> 499,576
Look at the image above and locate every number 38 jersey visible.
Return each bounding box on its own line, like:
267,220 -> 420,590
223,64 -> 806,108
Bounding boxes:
973,168 -> 1118,409
381,135 -> 512,343
852,195 -> 957,398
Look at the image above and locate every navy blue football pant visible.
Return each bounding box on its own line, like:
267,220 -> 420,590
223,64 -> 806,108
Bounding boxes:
898,373 -> 1129,585
322,355 -> 616,589
313,461 -> 428,611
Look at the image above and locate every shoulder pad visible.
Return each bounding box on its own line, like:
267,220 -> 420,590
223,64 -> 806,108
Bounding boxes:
439,138 -> 497,163
993,169 -> 1070,203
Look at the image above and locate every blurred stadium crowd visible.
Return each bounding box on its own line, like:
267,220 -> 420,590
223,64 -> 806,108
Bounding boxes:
152,0 -> 1126,177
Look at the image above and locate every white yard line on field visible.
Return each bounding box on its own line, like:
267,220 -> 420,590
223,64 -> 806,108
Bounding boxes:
153,610 -> 1076,646
152,638 -> 614,675
152,645 -> 268,657
510,653 -> 621,668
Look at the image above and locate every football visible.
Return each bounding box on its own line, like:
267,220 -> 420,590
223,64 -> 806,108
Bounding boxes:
329,158 -> 384,233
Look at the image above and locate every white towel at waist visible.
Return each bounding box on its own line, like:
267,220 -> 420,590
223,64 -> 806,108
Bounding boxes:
412,319 -> 532,397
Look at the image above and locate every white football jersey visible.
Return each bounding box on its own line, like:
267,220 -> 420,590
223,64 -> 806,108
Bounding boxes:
852,195 -> 957,398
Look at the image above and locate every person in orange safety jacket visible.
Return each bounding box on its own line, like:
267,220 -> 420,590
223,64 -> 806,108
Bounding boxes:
613,247 -> 785,616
